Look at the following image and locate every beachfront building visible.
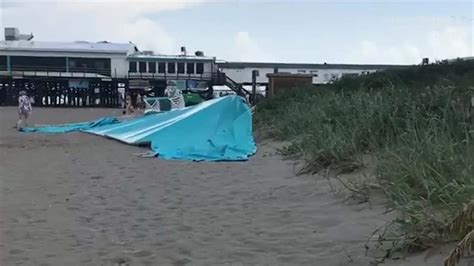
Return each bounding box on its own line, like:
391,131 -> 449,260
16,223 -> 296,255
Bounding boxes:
126,51 -> 220,100
0,27 -> 409,107
0,28 -> 235,107
217,61 -> 408,87
212,61 -> 408,99
0,27 -> 135,106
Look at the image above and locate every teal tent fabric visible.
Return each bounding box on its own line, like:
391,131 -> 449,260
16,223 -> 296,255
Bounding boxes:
87,96 -> 256,161
21,117 -> 119,133
23,96 -> 257,161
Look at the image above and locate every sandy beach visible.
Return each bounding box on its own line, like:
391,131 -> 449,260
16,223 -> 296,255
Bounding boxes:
0,107 -> 461,266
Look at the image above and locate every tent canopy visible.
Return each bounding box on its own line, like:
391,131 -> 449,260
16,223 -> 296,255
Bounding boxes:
22,95 -> 257,161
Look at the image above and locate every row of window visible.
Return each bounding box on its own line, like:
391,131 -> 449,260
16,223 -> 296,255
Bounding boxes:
296,69 -> 319,76
129,61 -> 205,74
0,56 -> 111,75
296,70 -> 318,74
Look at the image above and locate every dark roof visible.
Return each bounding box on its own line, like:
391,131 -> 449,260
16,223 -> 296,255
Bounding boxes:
218,61 -> 411,70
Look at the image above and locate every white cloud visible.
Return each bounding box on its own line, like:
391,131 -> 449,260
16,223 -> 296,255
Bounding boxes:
387,44 -> 421,64
1,1 -> 471,64
358,40 -> 422,64
428,26 -> 472,59
354,24 -> 472,64
119,18 -> 176,53
360,40 -> 379,58
0,1 -> 202,54
230,31 -> 275,62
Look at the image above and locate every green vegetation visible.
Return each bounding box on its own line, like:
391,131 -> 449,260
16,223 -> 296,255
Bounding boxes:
183,92 -> 204,106
255,60 -> 474,251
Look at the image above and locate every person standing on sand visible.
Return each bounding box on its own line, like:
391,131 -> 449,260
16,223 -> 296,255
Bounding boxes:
17,90 -> 33,130
124,93 -> 135,115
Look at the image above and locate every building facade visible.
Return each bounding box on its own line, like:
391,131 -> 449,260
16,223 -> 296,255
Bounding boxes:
217,61 -> 409,85
0,27 -> 411,107
0,28 -> 223,107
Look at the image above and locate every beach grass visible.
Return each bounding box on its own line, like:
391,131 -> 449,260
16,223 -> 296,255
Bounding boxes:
255,59 -> 474,252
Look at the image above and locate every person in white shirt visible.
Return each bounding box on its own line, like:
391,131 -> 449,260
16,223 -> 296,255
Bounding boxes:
165,81 -> 185,109
17,90 -> 33,130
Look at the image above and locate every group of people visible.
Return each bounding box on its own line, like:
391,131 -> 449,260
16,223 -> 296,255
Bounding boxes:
14,84 -> 187,130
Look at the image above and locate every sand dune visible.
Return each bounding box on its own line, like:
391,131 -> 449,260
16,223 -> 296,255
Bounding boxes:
0,107 -> 466,266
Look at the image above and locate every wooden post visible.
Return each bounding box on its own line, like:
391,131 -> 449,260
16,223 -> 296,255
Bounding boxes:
251,70 -> 259,105
6,56 -> 11,74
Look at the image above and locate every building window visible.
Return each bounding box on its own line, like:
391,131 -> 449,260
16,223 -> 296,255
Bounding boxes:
342,73 -> 359,78
167,62 -> 175,74
0,56 -> 6,71
67,57 -> 110,75
139,62 -> 146,73
297,70 -> 306,73
196,63 -> 204,74
94,61 -> 105,69
10,56 -> 67,72
148,62 -> 156,73
129,61 -> 137,72
186,63 -> 195,74
177,62 -> 185,74
158,62 -> 166,73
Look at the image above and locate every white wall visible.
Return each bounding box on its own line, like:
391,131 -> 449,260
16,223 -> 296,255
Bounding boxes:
220,66 -> 377,85
110,57 -> 128,78
222,67 -> 274,84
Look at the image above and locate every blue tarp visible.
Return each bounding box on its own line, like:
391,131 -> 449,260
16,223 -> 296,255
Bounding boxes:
21,117 -> 119,133
22,96 -> 257,161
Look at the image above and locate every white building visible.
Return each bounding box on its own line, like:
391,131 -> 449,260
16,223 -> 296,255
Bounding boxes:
0,27 -> 222,106
218,61 -> 409,85
0,40 -> 136,78
127,53 -> 217,81
0,27 -> 412,106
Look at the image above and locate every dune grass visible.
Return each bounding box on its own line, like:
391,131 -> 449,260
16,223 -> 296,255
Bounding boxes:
255,60 -> 474,251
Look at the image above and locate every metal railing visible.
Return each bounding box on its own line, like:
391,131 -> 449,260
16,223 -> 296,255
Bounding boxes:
224,74 -> 250,97
127,71 -> 214,81
0,82 -> 122,107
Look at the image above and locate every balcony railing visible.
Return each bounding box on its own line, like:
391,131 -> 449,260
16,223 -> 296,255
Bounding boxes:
127,71 -> 214,81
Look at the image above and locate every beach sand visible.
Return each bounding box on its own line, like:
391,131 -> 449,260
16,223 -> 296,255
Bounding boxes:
0,107 -> 469,266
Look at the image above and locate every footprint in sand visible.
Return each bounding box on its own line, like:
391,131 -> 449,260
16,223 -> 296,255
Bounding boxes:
136,217 -> 147,223
9,249 -> 24,255
128,250 -> 153,258
109,256 -> 131,266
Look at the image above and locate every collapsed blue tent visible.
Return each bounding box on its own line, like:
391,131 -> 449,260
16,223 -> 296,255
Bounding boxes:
21,117 -> 119,133
22,95 -> 257,161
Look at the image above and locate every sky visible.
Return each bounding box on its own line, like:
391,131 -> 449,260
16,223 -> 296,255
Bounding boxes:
0,0 -> 472,64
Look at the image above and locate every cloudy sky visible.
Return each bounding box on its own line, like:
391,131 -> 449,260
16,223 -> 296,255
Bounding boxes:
0,0 -> 472,64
